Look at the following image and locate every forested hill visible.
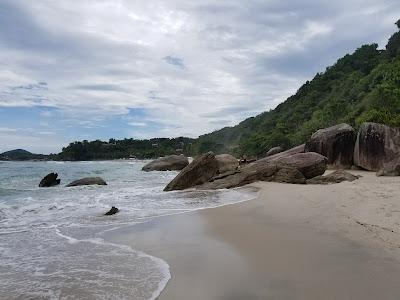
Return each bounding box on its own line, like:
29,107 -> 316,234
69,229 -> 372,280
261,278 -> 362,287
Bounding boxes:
57,20 -> 400,161
58,137 -> 194,161
189,20 -> 400,157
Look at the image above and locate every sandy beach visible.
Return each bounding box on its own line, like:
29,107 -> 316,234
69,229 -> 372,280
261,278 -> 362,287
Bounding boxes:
107,171 -> 400,299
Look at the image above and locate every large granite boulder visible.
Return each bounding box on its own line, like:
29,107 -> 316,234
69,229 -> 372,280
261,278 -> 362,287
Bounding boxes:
376,159 -> 400,176
305,123 -> 356,169
273,167 -> 306,184
142,155 -> 189,172
39,172 -> 61,187
202,162 -> 280,189
354,122 -> 400,171
266,146 -> 283,157
307,170 -> 360,184
215,154 -> 239,174
259,144 -> 305,163
66,177 -> 107,187
164,152 -> 219,191
275,152 -> 327,179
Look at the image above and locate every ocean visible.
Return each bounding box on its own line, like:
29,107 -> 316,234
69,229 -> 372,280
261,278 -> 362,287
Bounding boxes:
0,160 -> 255,299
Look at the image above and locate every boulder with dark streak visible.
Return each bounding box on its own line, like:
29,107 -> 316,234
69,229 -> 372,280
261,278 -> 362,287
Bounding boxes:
354,122 -> 400,171
305,123 -> 356,169
39,172 -> 61,187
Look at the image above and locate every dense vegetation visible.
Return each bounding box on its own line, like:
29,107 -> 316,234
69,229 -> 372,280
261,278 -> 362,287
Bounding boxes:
56,137 -> 194,160
4,21 -> 400,161
189,20 -> 400,157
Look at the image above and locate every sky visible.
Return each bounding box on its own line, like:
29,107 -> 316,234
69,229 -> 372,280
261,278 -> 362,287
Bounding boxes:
0,0 -> 399,154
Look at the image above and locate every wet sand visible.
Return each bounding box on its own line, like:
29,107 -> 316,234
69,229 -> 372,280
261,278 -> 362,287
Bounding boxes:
107,171 -> 400,300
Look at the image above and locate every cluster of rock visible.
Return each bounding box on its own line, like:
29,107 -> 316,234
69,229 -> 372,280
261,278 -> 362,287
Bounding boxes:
39,172 -> 61,187
38,173 -> 113,215
163,121 -> 400,191
304,122 -> 400,176
39,174 -> 107,187
164,151 -> 328,191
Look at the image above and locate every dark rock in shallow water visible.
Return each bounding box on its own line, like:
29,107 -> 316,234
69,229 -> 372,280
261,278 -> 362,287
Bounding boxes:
305,123 -> 356,169
66,177 -> 107,187
104,206 -> 119,215
307,170 -> 360,184
354,122 -> 400,171
164,152 -> 219,191
39,172 -> 61,187
142,155 -> 189,172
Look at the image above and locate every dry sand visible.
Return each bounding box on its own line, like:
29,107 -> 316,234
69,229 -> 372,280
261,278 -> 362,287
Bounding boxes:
108,171 -> 400,300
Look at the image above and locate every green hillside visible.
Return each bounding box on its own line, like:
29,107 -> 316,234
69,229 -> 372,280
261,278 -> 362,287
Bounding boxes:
189,20 -> 400,157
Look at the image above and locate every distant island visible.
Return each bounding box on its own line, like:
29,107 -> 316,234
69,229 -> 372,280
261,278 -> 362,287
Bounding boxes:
3,20 -> 400,162
0,149 -> 48,161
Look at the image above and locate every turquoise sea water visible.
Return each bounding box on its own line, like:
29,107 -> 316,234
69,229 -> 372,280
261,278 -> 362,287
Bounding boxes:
0,160 -> 254,299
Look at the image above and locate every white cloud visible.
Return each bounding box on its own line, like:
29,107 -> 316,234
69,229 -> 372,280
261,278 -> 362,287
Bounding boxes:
128,121 -> 147,127
0,0 -> 399,152
0,127 -> 17,132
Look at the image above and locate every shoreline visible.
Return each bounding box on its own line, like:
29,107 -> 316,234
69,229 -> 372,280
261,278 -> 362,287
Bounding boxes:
106,170 -> 400,299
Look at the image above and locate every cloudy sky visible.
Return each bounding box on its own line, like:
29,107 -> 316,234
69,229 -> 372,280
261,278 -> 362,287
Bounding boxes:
0,0 -> 399,153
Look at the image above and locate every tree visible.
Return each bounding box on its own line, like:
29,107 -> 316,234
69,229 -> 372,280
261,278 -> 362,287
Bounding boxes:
387,21 -> 400,57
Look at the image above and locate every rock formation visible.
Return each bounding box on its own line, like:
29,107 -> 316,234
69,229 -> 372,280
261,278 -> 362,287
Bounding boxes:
164,152 -> 219,191
215,154 -> 239,174
305,123 -> 356,169
165,151 -> 327,191
66,177 -> 107,187
354,122 -> 400,171
142,155 -> 189,172
275,152 -> 328,179
104,206 -> 119,215
265,146 -> 283,157
259,144 -> 305,163
307,170 -> 360,184
376,159 -> 400,176
39,172 -> 61,187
